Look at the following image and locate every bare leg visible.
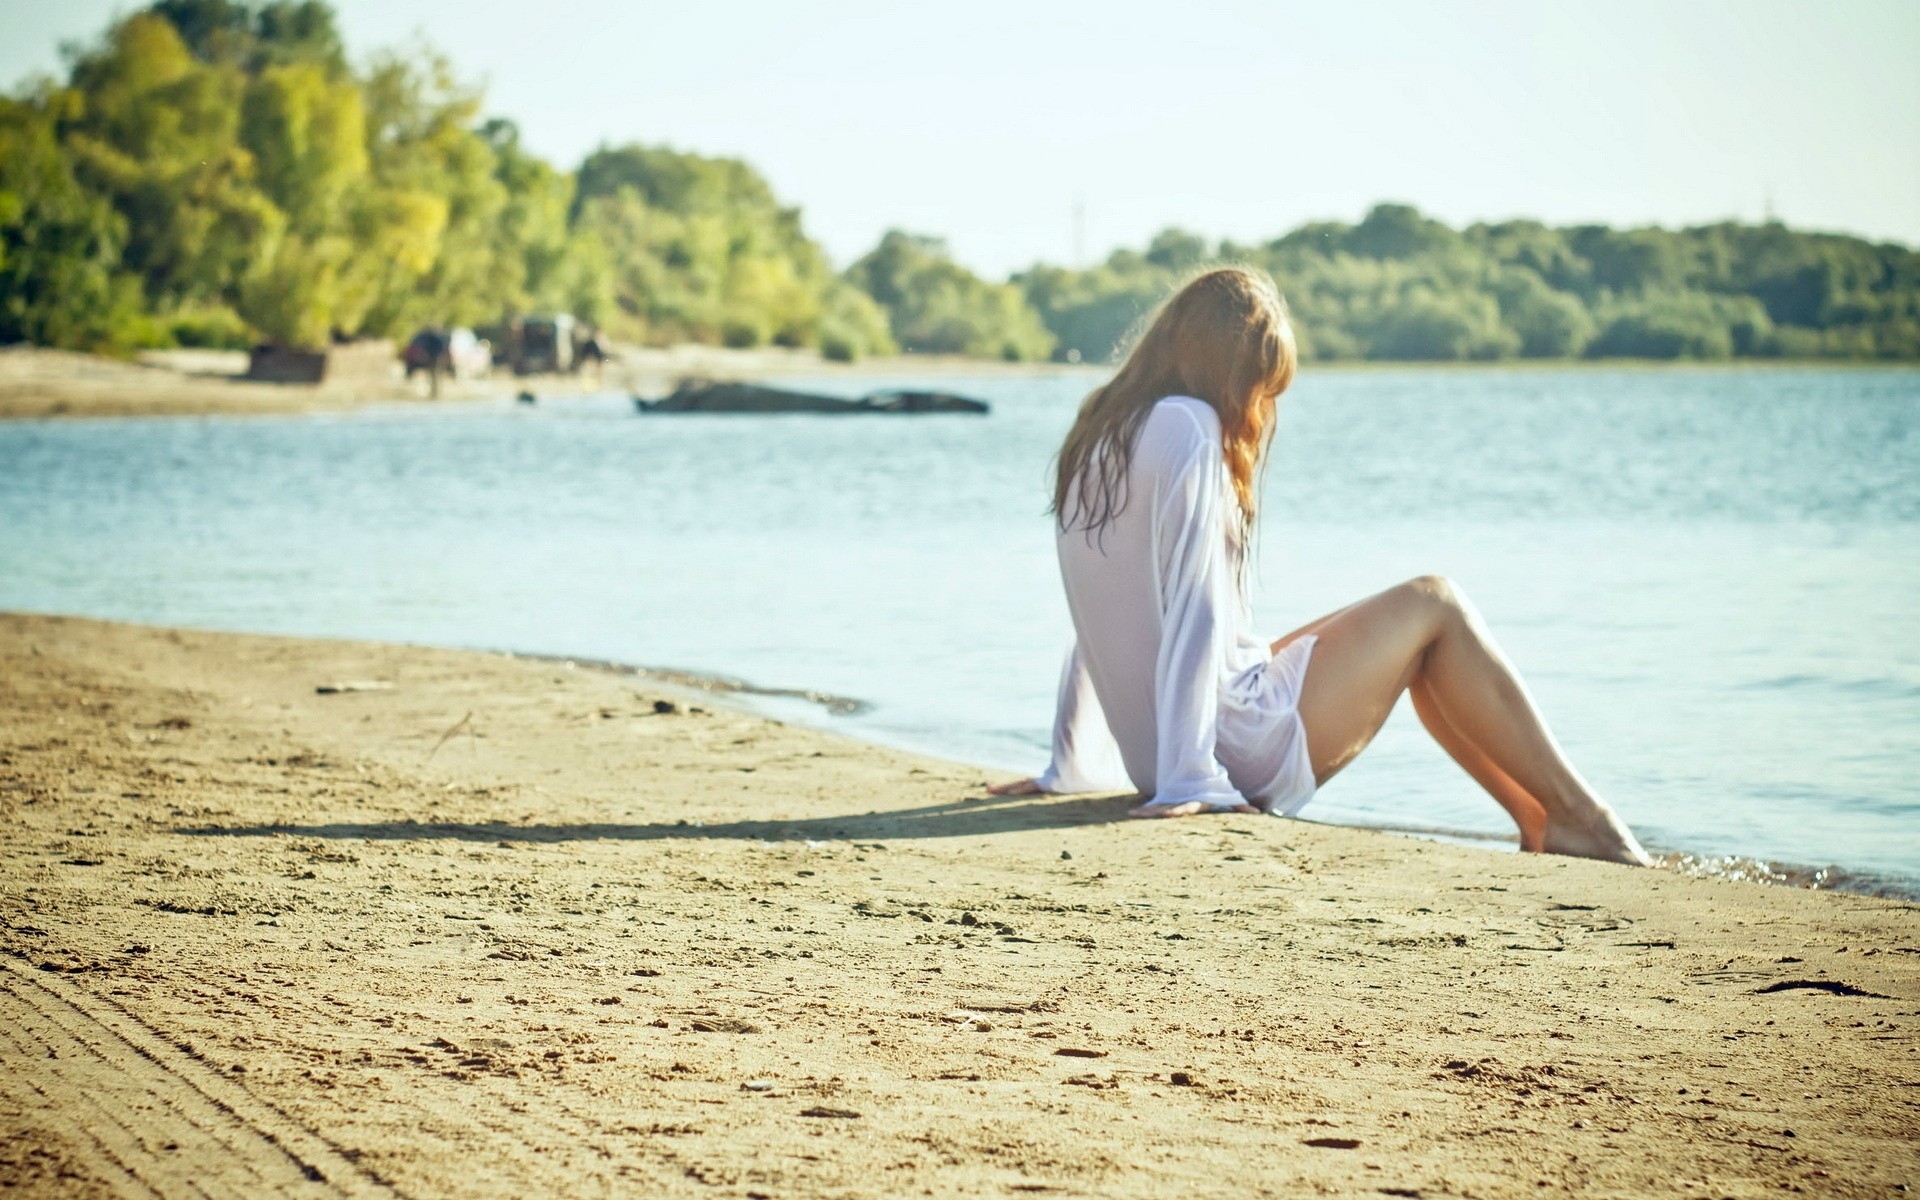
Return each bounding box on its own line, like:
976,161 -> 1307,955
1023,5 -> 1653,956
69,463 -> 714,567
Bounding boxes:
1293,576 -> 1648,865
1409,679 -> 1548,851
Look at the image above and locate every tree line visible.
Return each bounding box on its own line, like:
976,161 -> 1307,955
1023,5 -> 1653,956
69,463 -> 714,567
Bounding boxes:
1024,208 -> 1920,364
4,2 -> 1916,365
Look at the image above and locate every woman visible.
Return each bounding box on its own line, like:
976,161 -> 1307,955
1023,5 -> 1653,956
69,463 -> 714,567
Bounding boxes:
991,267 -> 1650,865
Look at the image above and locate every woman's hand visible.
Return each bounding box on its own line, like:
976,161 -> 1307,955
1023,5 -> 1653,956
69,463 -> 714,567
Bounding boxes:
1127,799 -> 1259,818
986,777 -> 1044,797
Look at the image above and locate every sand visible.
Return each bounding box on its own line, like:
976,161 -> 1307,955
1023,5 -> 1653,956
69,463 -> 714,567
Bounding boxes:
0,345 -> 1088,421
0,613 -> 1915,1198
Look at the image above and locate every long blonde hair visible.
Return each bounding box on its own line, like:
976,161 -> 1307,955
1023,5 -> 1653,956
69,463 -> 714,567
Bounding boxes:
1053,266 -> 1297,536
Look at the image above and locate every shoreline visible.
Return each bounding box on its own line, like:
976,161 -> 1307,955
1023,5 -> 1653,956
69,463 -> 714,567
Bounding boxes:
4,343 -> 1914,423
2,612 -> 1914,1196
0,343 -> 1097,422
530,647 -> 1920,904
9,606 -> 1912,903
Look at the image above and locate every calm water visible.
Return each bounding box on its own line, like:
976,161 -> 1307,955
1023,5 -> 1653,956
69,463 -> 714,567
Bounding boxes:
2,367 -> 1917,891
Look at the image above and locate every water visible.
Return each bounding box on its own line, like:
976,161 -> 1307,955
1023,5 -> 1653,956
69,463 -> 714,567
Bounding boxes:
3,366 -> 1917,893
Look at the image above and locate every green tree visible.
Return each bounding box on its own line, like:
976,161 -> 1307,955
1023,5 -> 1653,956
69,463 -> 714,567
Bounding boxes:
1345,203 -> 1462,260
240,61 -> 364,234
1017,206 -> 1920,363
1588,294 -> 1735,359
573,141 -> 889,356
12,1 -> 1920,365
1143,228 -> 1209,272
1567,226 -> 1688,295
817,281 -> 895,360
1492,270 -> 1595,357
151,0 -> 346,73
356,50 -> 509,332
1365,291 -> 1518,360
849,231 -> 1054,360
481,118 -> 592,316
61,13 -> 274,324
1471,220 -> 1591,293
1016,260 -> 1168,363
574,143 -> 781,222
230,57 -> 377,345
0,95 -> 147,349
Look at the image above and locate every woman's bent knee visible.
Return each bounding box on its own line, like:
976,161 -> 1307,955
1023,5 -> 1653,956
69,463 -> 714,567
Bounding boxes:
1399,573 -> 1461,610
1391,574 -> 1475,640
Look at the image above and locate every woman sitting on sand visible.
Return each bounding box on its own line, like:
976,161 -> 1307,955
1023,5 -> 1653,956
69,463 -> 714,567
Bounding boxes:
991,267 -> 1650,865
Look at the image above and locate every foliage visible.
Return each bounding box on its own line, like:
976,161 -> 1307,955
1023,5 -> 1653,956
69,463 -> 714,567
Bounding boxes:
149,0 -> 346,74
848,231 -> 1054,361
567,142 -> 895,357
1015,203 -> 1920,363
0,95 -> 147,350
0,2 -> 869,358
4,4 -> 1914,365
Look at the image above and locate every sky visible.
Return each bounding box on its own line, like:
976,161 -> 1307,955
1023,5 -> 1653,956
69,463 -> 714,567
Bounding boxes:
3,0 -> 1916,278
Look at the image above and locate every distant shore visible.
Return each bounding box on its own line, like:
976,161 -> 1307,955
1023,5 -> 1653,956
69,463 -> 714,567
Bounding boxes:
1,611 -> 1913,1196
0,344 -> 1094,422
6,344 -> 1914,423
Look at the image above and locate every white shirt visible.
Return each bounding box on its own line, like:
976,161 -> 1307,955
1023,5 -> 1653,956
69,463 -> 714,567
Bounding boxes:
1034,395 -> 1319,814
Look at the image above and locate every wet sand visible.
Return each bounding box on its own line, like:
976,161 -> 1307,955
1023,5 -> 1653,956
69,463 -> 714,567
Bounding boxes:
0,346 -> 1086,421
1,613 -> 1915,1197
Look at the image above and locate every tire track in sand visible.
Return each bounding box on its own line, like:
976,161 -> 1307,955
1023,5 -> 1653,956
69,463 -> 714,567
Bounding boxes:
0,959 -> 400,1199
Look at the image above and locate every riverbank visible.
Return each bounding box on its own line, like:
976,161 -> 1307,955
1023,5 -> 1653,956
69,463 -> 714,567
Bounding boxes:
11,344 -> 1908,423
1,613 -> 1914,1197
0,344 -> 1092,421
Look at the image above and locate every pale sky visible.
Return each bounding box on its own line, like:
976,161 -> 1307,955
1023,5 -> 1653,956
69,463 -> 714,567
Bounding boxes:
4,0 -> 1916,277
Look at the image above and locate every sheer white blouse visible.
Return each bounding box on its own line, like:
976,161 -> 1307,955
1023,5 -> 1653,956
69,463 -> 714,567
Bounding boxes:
1033,396 -> 1319,815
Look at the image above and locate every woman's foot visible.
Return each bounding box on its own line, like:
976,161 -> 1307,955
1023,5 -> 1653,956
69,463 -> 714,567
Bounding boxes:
986,777 -> 1044,797
1127,799 -> 1259,818
1540,796 -> 1653,866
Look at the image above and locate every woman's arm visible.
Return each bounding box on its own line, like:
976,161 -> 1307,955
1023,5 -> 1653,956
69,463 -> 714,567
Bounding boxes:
988,642 -> 1129,797
1137,405 -> 1252,815
1032,642 -> 1129,794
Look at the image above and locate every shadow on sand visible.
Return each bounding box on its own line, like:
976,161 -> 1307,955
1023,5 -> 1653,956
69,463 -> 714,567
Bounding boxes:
177,792 -> 1139,846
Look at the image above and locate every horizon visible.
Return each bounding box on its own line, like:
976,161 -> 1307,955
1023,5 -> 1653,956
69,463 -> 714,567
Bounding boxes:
1,0 -> 1915,278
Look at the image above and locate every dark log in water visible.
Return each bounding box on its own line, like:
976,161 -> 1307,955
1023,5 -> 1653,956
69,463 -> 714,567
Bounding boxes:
863,390 -> 991,414
634,381 -> 988,415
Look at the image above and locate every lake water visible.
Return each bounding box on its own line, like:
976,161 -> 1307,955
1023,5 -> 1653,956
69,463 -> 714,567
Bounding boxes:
2,366 -> 1917,893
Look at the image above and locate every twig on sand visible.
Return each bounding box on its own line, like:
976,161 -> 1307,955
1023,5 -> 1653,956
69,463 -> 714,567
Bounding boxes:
427,711 -> 474,761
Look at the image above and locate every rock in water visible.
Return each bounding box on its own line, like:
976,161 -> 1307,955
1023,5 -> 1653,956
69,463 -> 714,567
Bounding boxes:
861,390 -> 989,414
635,379 -> 989,415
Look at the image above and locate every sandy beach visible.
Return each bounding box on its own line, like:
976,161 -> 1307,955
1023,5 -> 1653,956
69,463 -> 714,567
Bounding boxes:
0,612 -> 1914,1197
0,345 -> 1087,422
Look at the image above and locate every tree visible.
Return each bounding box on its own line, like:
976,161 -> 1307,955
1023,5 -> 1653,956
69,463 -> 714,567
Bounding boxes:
568,141 -> 880,353
574,143 -> 780,222
1587,294 -> 1734,359
151,0 -> 346,73
230,58 -> 374,345
1366,291 -> 1517,360
1472,220 -> 1590,293
355,50 -> 509,332
1143,228 -> 1209,272
818,281 -> 895,360
1345,203 -> 1462,260
481,118 -> 593,316
849,231 -> 1054,360
0,95 -> 146,349
240,61 -> 364,234
61,13 -> 275,317
1567,226 -> 1688,295
1492,270 -> 1595,358
11,1 -> 1920,365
